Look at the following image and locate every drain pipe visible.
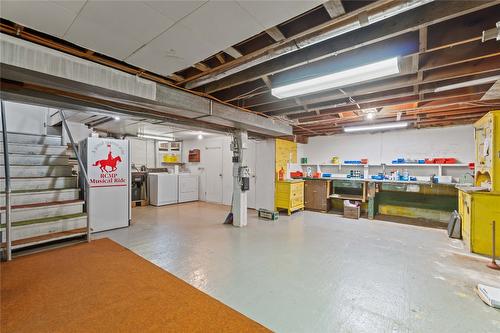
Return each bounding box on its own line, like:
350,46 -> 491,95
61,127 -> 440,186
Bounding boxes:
1,100 -> 12,261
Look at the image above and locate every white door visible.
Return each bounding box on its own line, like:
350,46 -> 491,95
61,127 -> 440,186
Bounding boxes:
246,140 -> 257,209
205,146 -> 223,203
255,140 -> 275,211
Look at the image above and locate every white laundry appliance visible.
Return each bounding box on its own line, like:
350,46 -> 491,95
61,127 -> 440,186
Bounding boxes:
149,173 -> 179,206
178,174 -> 199,203
80,137 -> 130,232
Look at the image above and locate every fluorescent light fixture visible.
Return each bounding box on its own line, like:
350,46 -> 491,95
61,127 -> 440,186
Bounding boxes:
113,115 -> 120,120
197,134 -> 203,140
434,75 -> 500,92
366,113 -> 375,120
271,57 -> 399,98
344,122 -> 408,133
137,133 -> 174,141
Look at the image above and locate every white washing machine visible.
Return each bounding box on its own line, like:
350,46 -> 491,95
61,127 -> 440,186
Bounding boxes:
148,173 -> 178,206
178,174 -> 199,203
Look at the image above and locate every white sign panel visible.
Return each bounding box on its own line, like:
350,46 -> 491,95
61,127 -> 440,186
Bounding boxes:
87,138 -> 128,188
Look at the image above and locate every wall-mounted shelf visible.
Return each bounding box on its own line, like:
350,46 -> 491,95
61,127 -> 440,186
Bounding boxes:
301,163 -> 471,178
301,163 -> 469,167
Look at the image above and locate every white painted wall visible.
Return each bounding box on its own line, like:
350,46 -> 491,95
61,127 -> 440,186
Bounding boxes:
182,135 -> 276,209
299,125 -> 475,164
62,121 -> 91,145
1,101 -> 48,135
182,135 -> 233,205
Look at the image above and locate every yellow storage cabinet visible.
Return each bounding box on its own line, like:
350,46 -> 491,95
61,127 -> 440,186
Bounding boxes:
458,111 -> 500,256
474,110 -> 500,191
459,190 -> 500,257
275,180 -> 304,215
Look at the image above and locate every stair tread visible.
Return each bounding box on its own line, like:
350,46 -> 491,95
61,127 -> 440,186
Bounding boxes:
1,212 -> 87,228
0,131 -> 61,137
0,153 -> 69,157
0,165 -> 72,167
7,228 -> 87,248
0,176 -> 76,179
0,188 -> 79,194
1,199 -> 84,210
0,142 -> 66,148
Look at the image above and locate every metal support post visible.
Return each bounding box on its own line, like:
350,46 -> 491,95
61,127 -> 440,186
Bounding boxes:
231,130 -> 249,227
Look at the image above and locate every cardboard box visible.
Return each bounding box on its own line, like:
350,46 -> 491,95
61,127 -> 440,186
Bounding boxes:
344,206 -> 360,219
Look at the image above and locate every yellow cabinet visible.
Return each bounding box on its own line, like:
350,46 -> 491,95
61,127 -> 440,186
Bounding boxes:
474,110 -> 500,191
275,180 -> 304,215
459,190 -> 500,257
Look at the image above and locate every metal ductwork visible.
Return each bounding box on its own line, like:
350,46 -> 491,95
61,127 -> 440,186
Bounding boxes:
0,34 -> 292,137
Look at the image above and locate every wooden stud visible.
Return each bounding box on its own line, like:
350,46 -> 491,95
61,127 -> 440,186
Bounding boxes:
224,47 -> 243,59
323,0 -> 345,18
168,73 -> 185,82
265,27 -> 286,42
193,62 -> 210,72
215,53 -> 226,64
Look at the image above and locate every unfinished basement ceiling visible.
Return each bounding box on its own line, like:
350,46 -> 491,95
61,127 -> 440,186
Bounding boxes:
1,0 -> 500,137
59,109 -> 223,140
0,0 -> 323,75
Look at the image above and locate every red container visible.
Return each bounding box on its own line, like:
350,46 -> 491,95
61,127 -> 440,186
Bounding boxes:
443,158 -> 457,164
425,158 -> 435,164
468,162 -> 475,170
313,172 -> 321,178
434,158 -> 446,164
290,171 -> 303,179
361,158 -> 369,164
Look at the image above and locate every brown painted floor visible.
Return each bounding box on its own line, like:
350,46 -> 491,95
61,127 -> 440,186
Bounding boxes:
1,238 -> 270,333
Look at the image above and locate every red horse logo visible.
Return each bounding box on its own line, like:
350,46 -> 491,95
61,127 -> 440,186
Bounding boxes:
93,145 -> 122,173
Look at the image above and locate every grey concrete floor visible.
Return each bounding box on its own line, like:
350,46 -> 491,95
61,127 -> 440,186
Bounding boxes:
98,202 -> 500,332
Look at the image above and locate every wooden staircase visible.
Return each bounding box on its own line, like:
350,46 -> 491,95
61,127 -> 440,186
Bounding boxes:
1,132 -> 87,252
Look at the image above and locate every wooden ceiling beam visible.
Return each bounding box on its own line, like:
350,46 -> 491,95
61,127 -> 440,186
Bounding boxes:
215,53 -> 226,64
238,42 -> 500,112
193,62 -> 210,72
419,39 -> 500,71
323,0 -> 345,18
178,0 -> 399,87
198,1 -> 495,93
212,80 -> 267,103
301,85 -> 493,117
293,109 -> 490,133
265,27 -> 286,42
258,56 -> 500,116
223,47 -> 243,59
294,95 -> 500,125
167,73 -> 185,82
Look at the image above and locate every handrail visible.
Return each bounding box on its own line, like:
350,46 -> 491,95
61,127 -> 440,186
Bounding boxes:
59,110 -> 91,242
1,100 -> 12,261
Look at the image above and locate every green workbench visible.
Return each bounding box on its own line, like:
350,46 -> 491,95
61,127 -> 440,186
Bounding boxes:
327,178 -> 458,226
